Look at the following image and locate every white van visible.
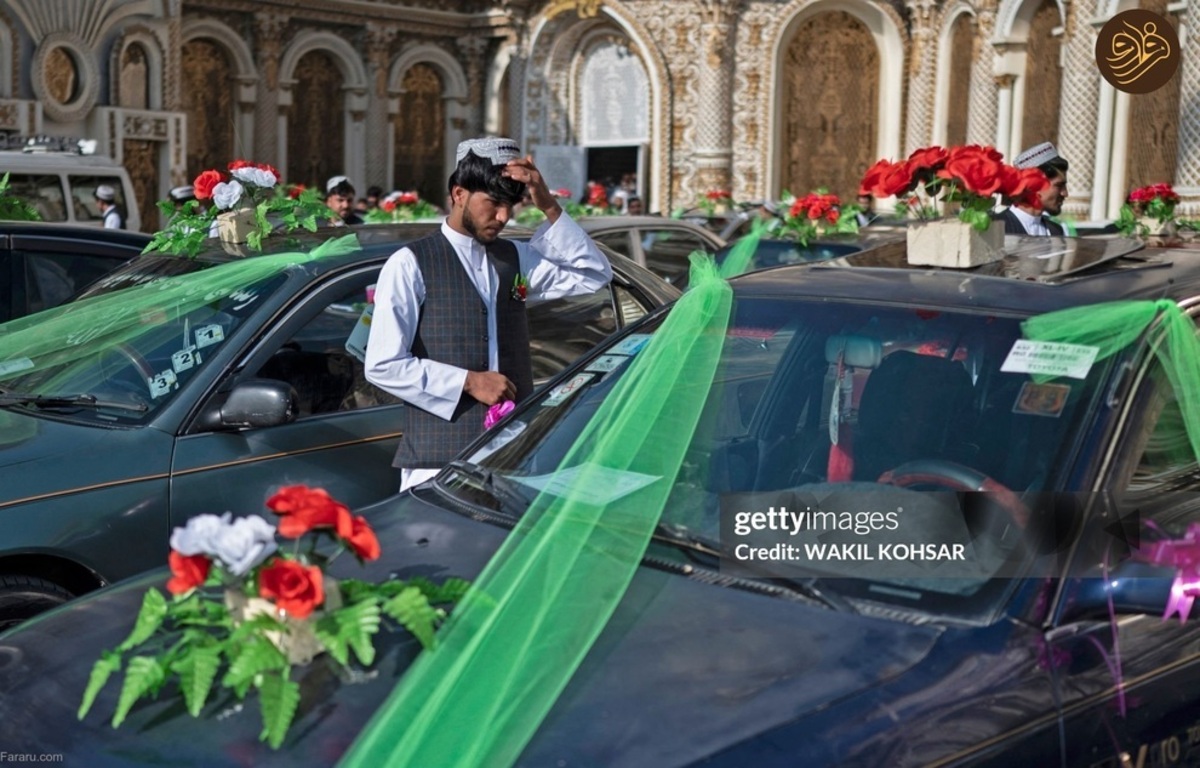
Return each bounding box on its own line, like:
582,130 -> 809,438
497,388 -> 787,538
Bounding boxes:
0,140 -> 140,232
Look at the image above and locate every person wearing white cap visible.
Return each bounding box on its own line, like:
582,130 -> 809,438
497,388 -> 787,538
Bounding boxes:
996,141 -> 1069,236
93,184 -> 125,230
325,175 -> 364,225
365,136 -> 611,490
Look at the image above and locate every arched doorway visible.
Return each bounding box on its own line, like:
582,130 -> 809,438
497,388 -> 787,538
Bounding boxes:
781,12 -> 879,200
288,50 -> 345,190
181,39 -> 235,178
393,64 -> 445,206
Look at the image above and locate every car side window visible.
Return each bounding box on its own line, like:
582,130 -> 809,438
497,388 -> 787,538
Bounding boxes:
23,251 -> 129,314
642,230 -> 714,286
68,175 -> 127,223
1126,363 -> 1199,494
590,231 -> 632,259
527,288 -> 616,384
6,174 -> 67,221
254,274 -> 394,418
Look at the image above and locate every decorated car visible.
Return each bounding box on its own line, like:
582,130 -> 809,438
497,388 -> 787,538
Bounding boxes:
0,222 -> 675,628
4,234 -> 1200,765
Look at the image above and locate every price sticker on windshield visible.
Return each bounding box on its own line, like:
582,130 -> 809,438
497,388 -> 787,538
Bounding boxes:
585,354 -> 628,374
543,373 -> 595,406
148,369 -> 178,399
609,335 -> 652,356
171,347 -> 201,373
195,324 -> 225,349
1001,340 -> 1099,380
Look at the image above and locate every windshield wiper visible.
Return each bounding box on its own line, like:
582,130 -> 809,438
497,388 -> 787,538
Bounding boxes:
442,460 -> 531,516
0,392 -> 148,413
650,522 -> 854,613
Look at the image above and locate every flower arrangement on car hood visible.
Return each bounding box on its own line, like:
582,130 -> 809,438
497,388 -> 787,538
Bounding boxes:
77,485 -> 467,749
860,145 -> 1048,230
775,188 -> 860,245
365,190 -> 441,223
147,160 -> 337,257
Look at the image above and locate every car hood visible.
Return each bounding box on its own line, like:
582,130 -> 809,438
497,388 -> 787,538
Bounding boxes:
0,409 -> 157,505
0,490 -> 940,766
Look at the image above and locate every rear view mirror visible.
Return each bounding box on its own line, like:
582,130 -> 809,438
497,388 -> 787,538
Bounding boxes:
195,379 -> 297,431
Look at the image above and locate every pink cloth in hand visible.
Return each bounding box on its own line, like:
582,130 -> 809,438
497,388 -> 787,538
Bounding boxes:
484,400 -> 515,430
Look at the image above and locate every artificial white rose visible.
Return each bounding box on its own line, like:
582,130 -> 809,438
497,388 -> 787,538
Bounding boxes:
209,515 -> 278,576
212,180 -> 244,210
170,512 -> 233,556
230,166 -> 278,189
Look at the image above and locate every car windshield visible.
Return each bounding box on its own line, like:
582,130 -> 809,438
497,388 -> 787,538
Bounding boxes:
714,239 -> 862,271
0,257 -> 288,423
450,294 -> 1116,618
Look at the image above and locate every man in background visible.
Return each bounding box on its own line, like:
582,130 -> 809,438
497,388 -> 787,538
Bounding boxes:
325,175 -> 364,225
997,142 -> 1068,236
94,184 -> 124,229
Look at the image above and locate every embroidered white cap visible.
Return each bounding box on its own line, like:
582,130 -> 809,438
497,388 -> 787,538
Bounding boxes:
169,185 -> 195,202
455,137 -> 521,165
94,184 -> 116,201
326,175 -> 353,194
1014,142 -> 1061,169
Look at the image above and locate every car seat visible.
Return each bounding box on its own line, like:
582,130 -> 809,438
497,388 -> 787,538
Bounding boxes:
853,350 -> 975,483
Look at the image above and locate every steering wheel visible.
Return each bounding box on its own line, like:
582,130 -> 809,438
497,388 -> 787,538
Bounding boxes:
96,343 -> 157,400
877,459 -> 1030,529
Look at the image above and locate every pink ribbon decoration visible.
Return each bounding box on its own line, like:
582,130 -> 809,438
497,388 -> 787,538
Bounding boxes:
484,400 -> 515,430
1135,521 -> 1200,623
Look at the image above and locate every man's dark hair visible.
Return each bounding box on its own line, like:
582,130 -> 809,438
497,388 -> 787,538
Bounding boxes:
366,185 -> 383,198
1040,156 -> 1069,179
448,151 -> 524,206
327,180 -> 356,199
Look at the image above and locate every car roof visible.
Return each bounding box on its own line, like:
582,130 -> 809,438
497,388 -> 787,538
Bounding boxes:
731,236 -> 1200,315
576,214 -> 725,238
0,220 -> 152,248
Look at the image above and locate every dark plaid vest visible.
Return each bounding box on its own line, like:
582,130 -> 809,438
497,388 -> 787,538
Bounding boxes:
393,231 -> 533,468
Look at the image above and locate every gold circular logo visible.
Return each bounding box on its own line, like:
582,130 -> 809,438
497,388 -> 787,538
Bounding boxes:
1096,9 -> 1180,94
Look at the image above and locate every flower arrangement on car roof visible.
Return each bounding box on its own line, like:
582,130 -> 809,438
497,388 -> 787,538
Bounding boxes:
696,189 -> 734,216
774,188 -> 861,245
1116,182 -> 1183,239
77,484 -> 467,749
860,145 -> 1049,231
365,190 -> 441,224
146,160 -> 337,257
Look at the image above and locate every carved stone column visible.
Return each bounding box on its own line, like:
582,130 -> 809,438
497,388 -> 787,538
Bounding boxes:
1057,0 -> 1100,217
966,1 -> 999,146
693,0 -> 739,194
366,23 -> 397,191
254,11 -> 288,164
904,0 -> 938,154
457,36 -> 488,137
1174,3 -> 1200,214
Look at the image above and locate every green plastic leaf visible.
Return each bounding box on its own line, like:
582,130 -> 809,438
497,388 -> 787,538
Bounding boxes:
383,586 -> 439,649
257,672 -> 300,750
314,615 -> 350,666
409,576 -> 471,605
172,645 -> 222,717
341,600 -> 382,666
222,636 -> 288,695
117,588 -> 168,652
111,656 -> 166,728
78,650 -> 122,720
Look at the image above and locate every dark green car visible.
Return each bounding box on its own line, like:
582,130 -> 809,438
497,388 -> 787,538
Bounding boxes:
0,223 -> 677,628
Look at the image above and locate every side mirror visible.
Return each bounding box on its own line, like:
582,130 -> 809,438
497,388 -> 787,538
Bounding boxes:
197,379 -> 297,431
1060,559 -> 1178,621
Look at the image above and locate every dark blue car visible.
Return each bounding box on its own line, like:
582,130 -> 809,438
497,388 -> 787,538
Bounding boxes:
3,235 -> 1200,766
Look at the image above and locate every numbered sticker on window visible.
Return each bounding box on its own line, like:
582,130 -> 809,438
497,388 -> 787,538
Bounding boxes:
195,324 -> 225,349
543,373 -> 595,407
585,354 -> 628,374
609,335 -> 652,356
171,347 -> 201,373
148,369 -> 178,399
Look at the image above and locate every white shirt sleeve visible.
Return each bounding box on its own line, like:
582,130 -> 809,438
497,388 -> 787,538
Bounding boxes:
363,247 -> 470,421
519,214 -> 612,301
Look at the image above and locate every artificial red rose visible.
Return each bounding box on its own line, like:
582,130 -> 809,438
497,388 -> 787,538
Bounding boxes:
398,192 -> 418,205
906,146 -> 948,175
167,550 -> 211,595
868,160 -> 915,198
266,484 -> 350,538
193,169 -> 224,201
859,159 -> 889,196
227,159 -> 253,171
825,208 -> 840,224
336,514 -> 381,561
1002,167 -> 1049,201
382,199 -> 396,212
938,146 -> 1007,197
258,558 -> 325,618
287,184 -> 305,199
706,189 -> 732,201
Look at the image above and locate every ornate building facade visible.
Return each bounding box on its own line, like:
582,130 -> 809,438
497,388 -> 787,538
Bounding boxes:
0,0 -> 1194,231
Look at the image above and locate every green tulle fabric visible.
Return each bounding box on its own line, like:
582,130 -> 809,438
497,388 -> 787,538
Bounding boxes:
0,234 -> 361,387
1022,298 -> 1200,464
340,228 -> 765,768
